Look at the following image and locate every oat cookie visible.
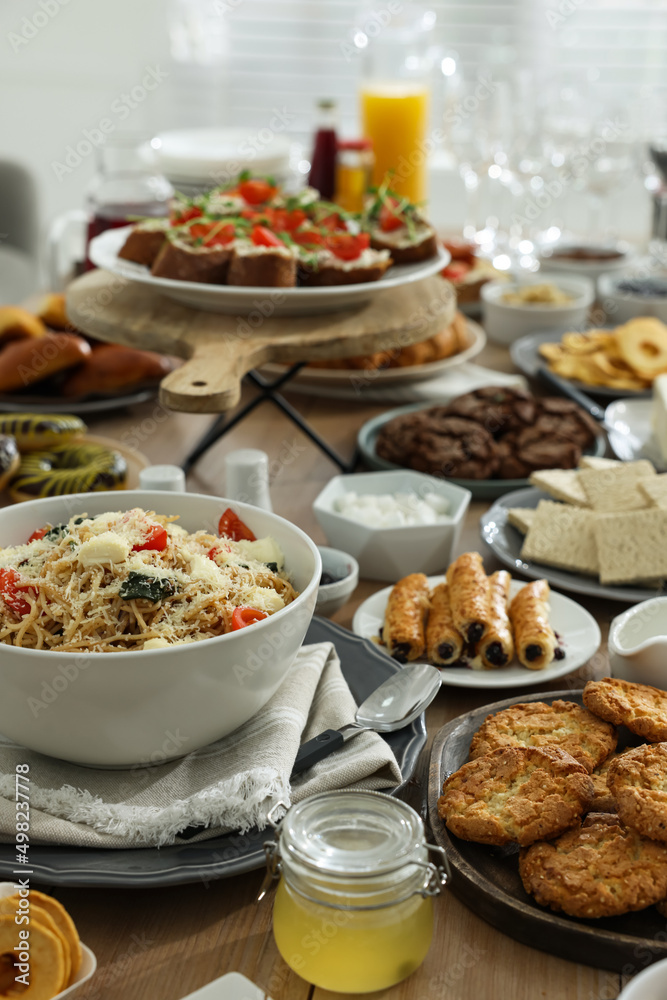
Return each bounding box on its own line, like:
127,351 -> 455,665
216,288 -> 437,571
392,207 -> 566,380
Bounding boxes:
607,743 -> 667,842
589,750 -> 634,814
469,699 -> 617,773
519,813 -> 667,918
583,677 -> 667,743
438,745 -> 593,847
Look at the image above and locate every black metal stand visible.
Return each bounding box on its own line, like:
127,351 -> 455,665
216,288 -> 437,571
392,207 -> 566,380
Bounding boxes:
181,364 -> 358,475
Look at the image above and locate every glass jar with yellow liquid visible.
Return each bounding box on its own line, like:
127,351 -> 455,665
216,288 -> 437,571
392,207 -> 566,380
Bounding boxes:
263,790 -> 449,994
358,4 -> 436,205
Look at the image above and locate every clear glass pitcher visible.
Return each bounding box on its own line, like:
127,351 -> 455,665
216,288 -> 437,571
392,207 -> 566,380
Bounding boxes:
46,134 -> 173,289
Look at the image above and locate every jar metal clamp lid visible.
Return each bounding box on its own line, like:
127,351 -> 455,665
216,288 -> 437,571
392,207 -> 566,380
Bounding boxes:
258,790 -> 450,907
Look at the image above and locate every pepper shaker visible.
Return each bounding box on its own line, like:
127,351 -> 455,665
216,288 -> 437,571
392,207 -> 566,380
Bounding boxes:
225,449 -> 272,511
139,465 -> 186,492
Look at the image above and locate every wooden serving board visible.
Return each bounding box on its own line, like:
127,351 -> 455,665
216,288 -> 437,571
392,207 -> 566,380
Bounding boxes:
427,688 -> 667,974
65,271 -> 455,414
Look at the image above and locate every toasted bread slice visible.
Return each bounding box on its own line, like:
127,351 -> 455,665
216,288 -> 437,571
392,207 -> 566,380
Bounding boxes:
151,237 -> 232,284
227,245 -> 297,287
119,220 -> 170,267
300,248 -> 392,287
369,217 -> 437,265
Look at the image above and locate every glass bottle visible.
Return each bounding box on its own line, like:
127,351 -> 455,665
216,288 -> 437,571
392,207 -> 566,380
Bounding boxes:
359,3 -> 436,205
335,139 -> 374,213
263,790 -> 448,994
308,100 -> 338,200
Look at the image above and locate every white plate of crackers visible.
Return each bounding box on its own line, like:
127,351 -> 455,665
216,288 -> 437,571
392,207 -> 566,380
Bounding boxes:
352,573 -> 600,689
482,456 -> 667,604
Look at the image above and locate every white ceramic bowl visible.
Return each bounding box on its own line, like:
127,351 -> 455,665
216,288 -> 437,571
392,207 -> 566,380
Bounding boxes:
0,490 -> 320,767
538,240 -> 636,286
618,956 -> 667,1000
313,470 -> 471,582
315,547 -> 360,617
609,597 -> 667,689
599,271 -> 667,324
481,275 -> 595,345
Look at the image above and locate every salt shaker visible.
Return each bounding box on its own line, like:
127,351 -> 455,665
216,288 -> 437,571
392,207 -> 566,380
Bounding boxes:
139,465 -> 186,492
225,449 -> 272,510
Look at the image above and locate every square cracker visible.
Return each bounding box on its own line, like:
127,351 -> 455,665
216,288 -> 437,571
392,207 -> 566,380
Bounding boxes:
595,508 -> 667,584
578,456 -> 623,471
529,469 -> 589,507
578,461 -> 657,513
638,475 -> 667,510
507,507 -> 536,535
521,500 -> 599,576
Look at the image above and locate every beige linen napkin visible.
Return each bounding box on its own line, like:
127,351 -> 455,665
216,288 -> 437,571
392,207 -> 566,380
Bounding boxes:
0,642 -> 401,849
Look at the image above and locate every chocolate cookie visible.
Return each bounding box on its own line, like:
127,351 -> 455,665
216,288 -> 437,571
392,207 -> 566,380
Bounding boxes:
495,429 -> 582,479
438,745 -> 593,847
469,699 -> 617,772
520,813 -> 667,918
375,412 -> 500,479
444,387 -> 537,437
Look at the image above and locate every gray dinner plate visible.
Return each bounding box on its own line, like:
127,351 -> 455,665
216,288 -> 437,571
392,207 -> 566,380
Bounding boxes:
428,688 -> 667,973
358,402 -> 606,501
510,329 -> 651,400
0,618 -> 426,888
0,388 -> 155,415
480,486 -> 661,604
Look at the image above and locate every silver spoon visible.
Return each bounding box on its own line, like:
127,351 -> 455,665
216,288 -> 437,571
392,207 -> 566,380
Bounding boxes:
291,663 -> 441,776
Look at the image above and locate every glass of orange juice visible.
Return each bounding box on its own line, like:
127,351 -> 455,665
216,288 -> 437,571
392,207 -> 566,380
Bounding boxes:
358,4 -> 435,205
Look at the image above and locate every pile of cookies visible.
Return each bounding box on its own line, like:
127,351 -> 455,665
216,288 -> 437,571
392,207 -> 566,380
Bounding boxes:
0,889 -> 82,997
510,457 -> 667,586
375,387 -> 599,481
438,677 -> 667,919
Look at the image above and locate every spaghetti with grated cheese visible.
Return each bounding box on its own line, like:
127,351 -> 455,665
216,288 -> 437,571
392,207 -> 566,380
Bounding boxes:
0,507 -> 298,652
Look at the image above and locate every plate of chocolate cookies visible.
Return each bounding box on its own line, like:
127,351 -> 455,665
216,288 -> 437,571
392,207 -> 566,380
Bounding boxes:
358,387 -> 607,499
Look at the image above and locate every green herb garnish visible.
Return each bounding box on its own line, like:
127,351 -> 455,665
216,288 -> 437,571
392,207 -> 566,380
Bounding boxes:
119,573 -> 177,603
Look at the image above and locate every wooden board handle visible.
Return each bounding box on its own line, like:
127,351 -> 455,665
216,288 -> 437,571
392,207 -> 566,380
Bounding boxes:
159,335 -> 272,413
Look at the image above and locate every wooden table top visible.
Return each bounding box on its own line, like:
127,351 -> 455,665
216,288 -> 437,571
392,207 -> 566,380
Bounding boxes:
31,340 -> 631,1000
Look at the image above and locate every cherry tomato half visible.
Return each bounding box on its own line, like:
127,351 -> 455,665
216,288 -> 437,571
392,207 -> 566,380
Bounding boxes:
28,527 -> 48,543
325,232 -> 370,261
189,222 -> 236,246
231,606 -> 268,630
0,568 -> 37,618
251,225 -> 284,248
292,229 -> 326,248
218,508 -> 256,542
171,205 -> 203,226
379,198 -> 405,233
441,261 -> 471,282
239,179 -> 277,205
133,524 -> 168,552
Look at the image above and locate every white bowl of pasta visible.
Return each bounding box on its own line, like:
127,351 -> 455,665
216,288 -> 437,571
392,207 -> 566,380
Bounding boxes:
0,490 -> 320,766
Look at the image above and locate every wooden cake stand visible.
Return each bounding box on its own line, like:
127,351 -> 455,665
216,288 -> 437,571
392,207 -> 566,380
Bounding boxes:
66,270 -> 455,471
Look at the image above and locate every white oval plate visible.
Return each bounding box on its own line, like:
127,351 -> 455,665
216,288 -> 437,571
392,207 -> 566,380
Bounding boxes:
605,397 -> 667,470
352,576 -> 601,689
260,319 -> 485,387
89,226 -> 450,316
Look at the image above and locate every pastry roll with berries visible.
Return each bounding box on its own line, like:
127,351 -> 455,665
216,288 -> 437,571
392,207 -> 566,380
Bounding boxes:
383,573 -> 429,662
509,579 -> 561,670
445,552 -> 491,645
426,583 -> 463,666
477,571 -> 514,669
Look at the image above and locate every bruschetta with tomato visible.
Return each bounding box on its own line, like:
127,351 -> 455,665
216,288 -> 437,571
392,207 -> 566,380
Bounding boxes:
363,183 -> 438,265
151,220 -> 241,284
